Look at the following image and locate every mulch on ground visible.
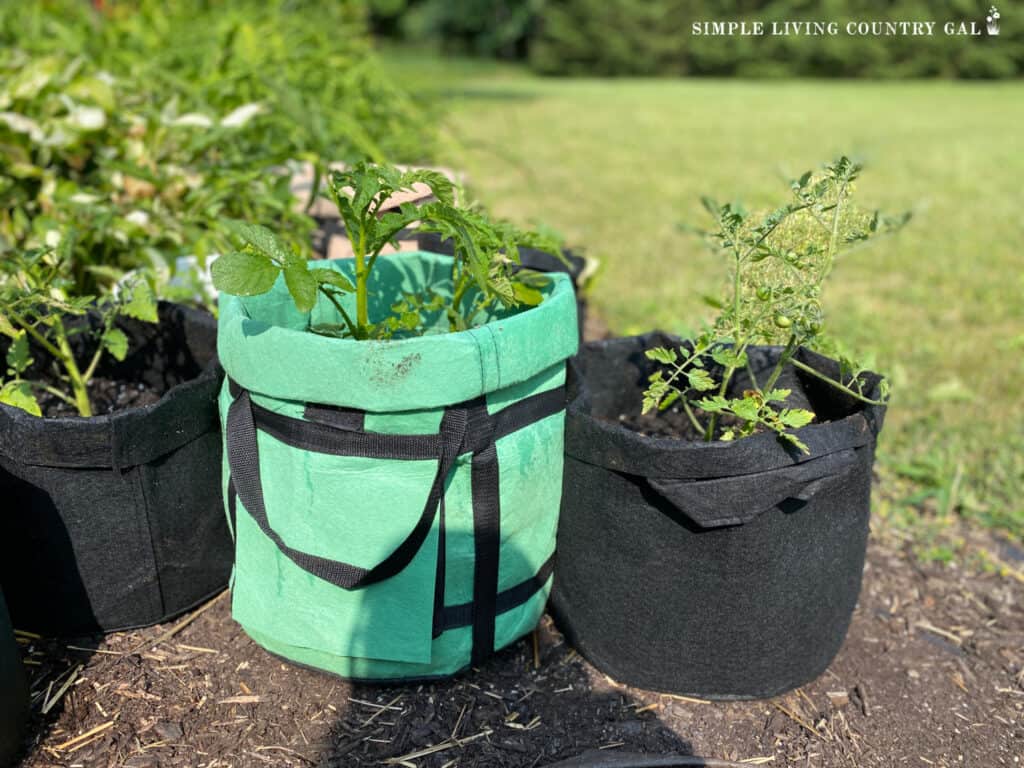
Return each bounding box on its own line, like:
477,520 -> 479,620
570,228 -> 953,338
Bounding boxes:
13,520 -> 1023,768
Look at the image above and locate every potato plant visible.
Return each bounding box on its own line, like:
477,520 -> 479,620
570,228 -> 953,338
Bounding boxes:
643,156 -> 909,453
212,162 -> 562,339
0,48 -> 315,305
0,240 -> 158,417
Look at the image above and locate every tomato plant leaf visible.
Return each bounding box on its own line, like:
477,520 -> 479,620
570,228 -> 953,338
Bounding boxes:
123,279 -> 158,323
779,408 -> 814,428
0,381 -> 41,417
102,327 -> 129,361
6,331 -> 32,373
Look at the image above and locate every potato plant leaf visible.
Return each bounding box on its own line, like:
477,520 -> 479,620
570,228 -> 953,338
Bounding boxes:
223,220 -> 292,265
283,264 -> 318,313
312,269 -> 354,292
211,251 -> 280,296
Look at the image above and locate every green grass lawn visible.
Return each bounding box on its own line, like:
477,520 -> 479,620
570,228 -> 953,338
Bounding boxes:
386,52 -> 1024,538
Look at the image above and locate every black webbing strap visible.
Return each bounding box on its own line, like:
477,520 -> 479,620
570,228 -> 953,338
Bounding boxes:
468,402 -> 500,665
227,388 -> 468,591
244,386 -> 566,460
435,553 -> 556,635
303,402 -> 365,432
225,380 -> 564,659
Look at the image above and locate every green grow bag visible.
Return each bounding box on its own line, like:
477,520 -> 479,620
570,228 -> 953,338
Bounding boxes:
218,252 -> 578,680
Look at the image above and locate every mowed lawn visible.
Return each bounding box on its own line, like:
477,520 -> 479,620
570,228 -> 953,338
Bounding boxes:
386,54 -> 1024,536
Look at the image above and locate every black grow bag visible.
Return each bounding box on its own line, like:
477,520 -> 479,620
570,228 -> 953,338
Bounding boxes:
552,333 -> 885,699
0,303 -> 232,636
0,590 -> 27,768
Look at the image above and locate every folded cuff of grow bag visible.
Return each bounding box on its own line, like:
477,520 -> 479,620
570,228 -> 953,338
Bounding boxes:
564,333 -> 886,529
0,302 -> 222,469
217,252 -> 579,411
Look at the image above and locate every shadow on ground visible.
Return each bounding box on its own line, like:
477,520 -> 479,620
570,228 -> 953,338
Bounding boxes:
12,521 -> 1024,767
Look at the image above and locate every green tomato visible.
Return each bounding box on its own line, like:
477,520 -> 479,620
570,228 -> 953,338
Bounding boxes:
756,287 -> 771,301
774,314 -> 792,328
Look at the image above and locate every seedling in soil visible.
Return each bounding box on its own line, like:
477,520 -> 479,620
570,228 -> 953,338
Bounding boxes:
643,156 -> 909,453
212,162 -> 562,339
0,240 -> 158,417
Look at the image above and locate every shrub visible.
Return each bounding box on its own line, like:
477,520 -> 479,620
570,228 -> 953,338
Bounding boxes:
373,0 -> 1024,79
529,0 -> 1023,78
0,1 -> 437,303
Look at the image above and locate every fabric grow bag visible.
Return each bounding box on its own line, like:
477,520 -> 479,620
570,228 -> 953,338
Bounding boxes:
0,591 -> 27,768
0,303 -> 231,636
218,251 -> 578,681
552,333 -> 885,699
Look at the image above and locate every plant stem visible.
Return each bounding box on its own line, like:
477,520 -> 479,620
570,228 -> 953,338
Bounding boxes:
304,164 -> 321,215
762,335 -> 799,394
704,363 -> 737,442
320,288 -> 360,339
681,398 -> 704,435
745,358 -> 760,390
355,230 -> 368,329
82,319 -> 113,385
449,272 -> 471,332
9,311 -> 63,360
40,384 -> 77,407
821,180 -> 848,281
52,319 -> 92,417
789,358 -> 888,406
705,249 -> 746,441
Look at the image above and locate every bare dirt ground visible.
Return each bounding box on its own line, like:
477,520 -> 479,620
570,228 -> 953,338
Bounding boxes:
13,519 -> 1023,768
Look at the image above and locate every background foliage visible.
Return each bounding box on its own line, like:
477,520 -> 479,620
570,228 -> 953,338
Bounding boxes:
372,0 -> 1024,79
0,0 -> 434,302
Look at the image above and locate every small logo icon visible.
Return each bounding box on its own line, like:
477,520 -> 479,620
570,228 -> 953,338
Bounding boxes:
986,6 -> 1001,35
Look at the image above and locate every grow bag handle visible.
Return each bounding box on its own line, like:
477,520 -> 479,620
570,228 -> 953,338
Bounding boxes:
644,445 -> 863,529
226,388 -> 468,591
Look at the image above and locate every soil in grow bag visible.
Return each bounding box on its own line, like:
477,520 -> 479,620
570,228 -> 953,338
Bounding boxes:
0,591 -> 27,767
0,303 -> 232,636
552,333 -> 885,700
218,251 -> 579,681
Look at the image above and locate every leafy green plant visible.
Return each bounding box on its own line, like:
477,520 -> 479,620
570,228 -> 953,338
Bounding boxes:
0,0 -> 433,164
0,47 -> 317,305
643,156 -> 909,453
0,1 -> 437,310
211,162 -> 562,339
0,241 -> 158,417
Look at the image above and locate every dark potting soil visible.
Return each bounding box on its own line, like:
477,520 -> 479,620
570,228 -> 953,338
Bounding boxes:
12,522 -> 1024,767
611,403 -> 750,441
36,377 -> 163,419
592,343 -> 819,442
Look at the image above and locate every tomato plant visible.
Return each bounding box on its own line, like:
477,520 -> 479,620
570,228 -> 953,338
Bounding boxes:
643,156 -> 909,452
